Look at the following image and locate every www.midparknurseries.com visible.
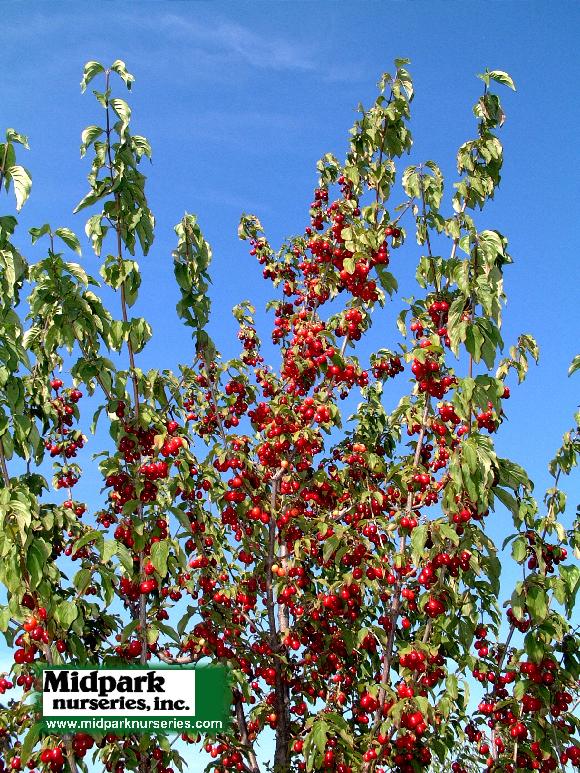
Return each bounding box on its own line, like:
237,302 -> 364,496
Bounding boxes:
43,718 -> 224,733
38,666 -> 230,734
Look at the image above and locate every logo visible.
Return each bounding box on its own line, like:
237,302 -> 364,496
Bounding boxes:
37,665 -> 230,734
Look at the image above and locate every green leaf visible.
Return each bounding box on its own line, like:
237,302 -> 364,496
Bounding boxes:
510,590 -> 525,621
7,165 -> 32,210
526,584 -> 548,621
439,523 -> 460,546
55,227 -> 82,255
80,125 -> 104,157
343,257 -> 355,275
73,568 -> 93,595
447,295 -> 468,355
110,98 -> 131,132
445,673 -> 458,700
150,540 -> 170,577
29,223 -> 51,244
81,61 -> 104,92
11,501 -> 32,544
484,70 -> 516,91
20,723 -> 41,761
120,619 -> 140,643
322,534 -> 340,563
375,265 -> 398,295
6,128 -> 29,148
155,622 -> 180,644
116,542 -> 133,572
55,600 -> 78,629
513,680 -> 526,701
111,59 -> 135,90
0,606 -> 10,632
550,577 -> 566,606
72,529 -> 103,555
402,166 -> 420,198
568,355 -> 580,377
411,524 -> 428,562
66,262 -> 89,286
497,457 -> 532,492
26,542 -> 45,588
524,632 -> 544,662
101,540 -> 117,563
238,213 -> 263,241
511,535 -> 527,563
305,718 -> 329,771
462,439 -> 478,473
559,564 -> 580,616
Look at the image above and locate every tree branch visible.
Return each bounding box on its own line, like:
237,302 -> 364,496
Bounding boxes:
234,690 -> 261,773
0,439 -> 10,488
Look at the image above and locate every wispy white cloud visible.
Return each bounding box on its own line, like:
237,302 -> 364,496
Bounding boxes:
149,13 -> 316,72
1,7 -> 318,96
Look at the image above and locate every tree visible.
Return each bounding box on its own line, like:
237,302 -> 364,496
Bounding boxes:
0,57 -> 578,773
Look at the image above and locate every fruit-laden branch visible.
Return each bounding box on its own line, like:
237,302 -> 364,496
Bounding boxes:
266,469 -> 292,771
363,399 -> 431,773
490,466 -> 565,765
42,645 -> 80,773
0,424 -> 78,773
234,690 -> 261,773
198,353 -> 292,766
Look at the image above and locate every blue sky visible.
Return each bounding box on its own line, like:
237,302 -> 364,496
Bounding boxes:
2,2 -> 580,769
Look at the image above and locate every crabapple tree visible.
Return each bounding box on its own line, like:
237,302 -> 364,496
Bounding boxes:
0,58 -> 579,773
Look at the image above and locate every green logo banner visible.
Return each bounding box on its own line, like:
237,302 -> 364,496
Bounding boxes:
33,664 -> 230,735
